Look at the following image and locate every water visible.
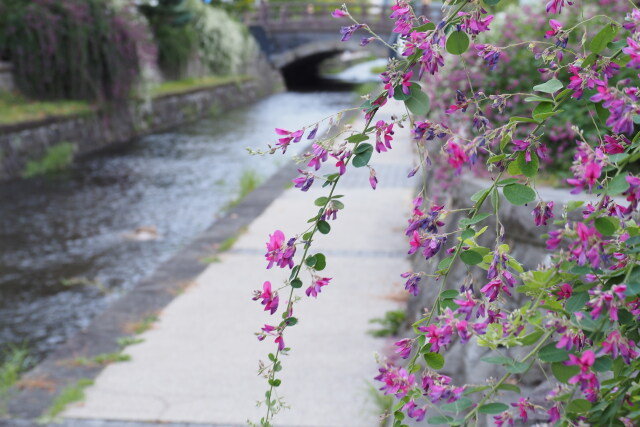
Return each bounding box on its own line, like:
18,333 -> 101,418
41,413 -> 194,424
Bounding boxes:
0,89 -> 355,361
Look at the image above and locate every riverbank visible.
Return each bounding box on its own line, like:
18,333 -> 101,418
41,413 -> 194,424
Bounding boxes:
0,59 -> 283,182
4,98 -> 414,426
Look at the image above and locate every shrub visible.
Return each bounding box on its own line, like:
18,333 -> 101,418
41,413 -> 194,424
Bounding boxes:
0,0 -> 142,103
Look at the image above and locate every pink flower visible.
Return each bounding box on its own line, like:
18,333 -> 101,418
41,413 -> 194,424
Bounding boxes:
374,120 -> 394,153
546,0 -> 573,14
532,201 -> 554,226
566,350 -> 600,401
600,330 -> 638,364
623,37 -> 640,68
253,281 -> 279,315
375,363 -> 416,398
556,283 -> 572,300
305,277 -> 331,298
369,167 -> 378,190
394,338 -> 413,359
511,398 -> 534,422
265,230 -> 297,269
274,128 -> 304,153
445,140 -> 469,173
331,8 -> 347,18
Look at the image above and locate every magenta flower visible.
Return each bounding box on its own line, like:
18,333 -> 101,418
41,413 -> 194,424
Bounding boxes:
494,411 -> 514,427
400,271 -> 421,296
600,330 -> 638,364
331,8 -> 347,18
403,400 -> 426,421
511,397 -> 534,423
555,283 -> 572,300
275,128 -> 303,153
445,140 -> 469,173
374,120 -> 394,153
566,350 -> 600,401
265,230 -> 297,269
547,404 -> 561,423
480,278 -> 511,302
603,134 -> 627,154
623,37 -> 640,68
369,167 -> 378,190
275,335 -> 285,351
458,9 -> 494,35
546,0 -> 573,14
421,372 -> 464,403
292,169 -> 314,192
394,338 -> 413,359
474,44 -> 502,70
305,277 -> 331,298
389,0 -> 415,36
532,201 -> 554,226
340,24 -> 364,42
306,144 -> 328,171
375,363 -> 416,398
253,281 -> 279,315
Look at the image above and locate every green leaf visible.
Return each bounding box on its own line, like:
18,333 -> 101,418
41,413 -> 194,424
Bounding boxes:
346,134 -> 369,143
268,378 -> 281,387
314,253 -> 326,271
305,255 -> 317,267
595,102 -> 610,125
505,361 -> 531,374
590,24 -> 619,54
414,22 -> 436,32
317,220 -> 331,234
354,142 -> 373,154
539,343 -> 569,362
438,256 -> 454,270
496,178 -> 519,186
520,330 -> 544,346
594,216 -> 618,236
507,160 -> 521,176
423,352 -> 445,369
533,78 -> 563,94
440,397 -> 473,413
581,52 -> 598,68
497,384 -> 521,393
314,197 -> 328,206
459,213 -> 491,227
567,399 -> 592,413
509,116 -> 538,124
460,250 -> 484,265
481,356 -> 512,365
502,184 -> 536,206
446,31 -> 470,55
461,228 -> 475,240
290,278 -> 302,289
405,85 -> 431,116
393,86 -> 412,101
428,416 -> 453,424
352,145 -> 373,168
285,317 -> 298,326
516,151 -> 539,178
593,356 -> 613,372
606,173 -> 630,195
565,291 -> 589,312
552,362 -> 579,383
478,403 -> 509,414
483,0 -> 501,5
440,289 -> 459,299
470,188 -> 490,202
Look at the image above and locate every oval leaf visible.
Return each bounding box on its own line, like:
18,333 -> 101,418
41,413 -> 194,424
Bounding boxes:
539,343 -> 569,362
405,85 -> 430,116
460,249 -> 484,265
502,183 -> 536,206
533,78 -> 563,94
446,31 -> 469,55
478,403 -> 509,414
423,352 -> 445,370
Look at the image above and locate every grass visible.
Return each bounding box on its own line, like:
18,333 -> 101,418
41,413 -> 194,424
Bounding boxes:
355,82 -> 380,97
23,142 -> 76,178
0,344 -> 32,398
367,383 -> 394,427
226,169 -> 263,210
39,378 -> 93,422
116,337 -> 144,348
150,75 -> 252,98
70,352 -> 131,367
125,313 -> 159,335
59,276 -> 109,294
368,310 -> 406,337
0,91 -> 92,126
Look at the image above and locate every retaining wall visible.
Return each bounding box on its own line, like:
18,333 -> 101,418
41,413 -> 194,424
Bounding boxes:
0,57 -> 284,181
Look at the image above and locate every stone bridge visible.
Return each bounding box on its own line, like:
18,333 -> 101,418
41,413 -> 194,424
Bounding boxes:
244,1 -> 438,85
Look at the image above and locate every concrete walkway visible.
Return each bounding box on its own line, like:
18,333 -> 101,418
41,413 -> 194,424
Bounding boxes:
63,101 -> 415,427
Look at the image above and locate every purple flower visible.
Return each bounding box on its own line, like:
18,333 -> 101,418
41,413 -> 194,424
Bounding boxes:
623,37 -> 640,68
394,338 -> 413,359
340,24 -> 364,42
305,276 -> 331,298
331,8 -> 347,18
292,169 -> 314,192
600,330 -> 638,364
374,363 -> 416,398
546,0 -> 573,14
400,271 -> 421,296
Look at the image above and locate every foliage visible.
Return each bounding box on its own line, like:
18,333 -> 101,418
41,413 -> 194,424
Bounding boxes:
138,0 -> 198,79
0,344 -> 32,398
40,378 -> 93,421
185,0 -> 258,76
252,0 -> 640,426
23,142 -> 76,178
368,310 -> 407,337
0,0 -> 143,103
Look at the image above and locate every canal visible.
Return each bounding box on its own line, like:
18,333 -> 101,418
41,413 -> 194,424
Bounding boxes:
0,61 -> 382,362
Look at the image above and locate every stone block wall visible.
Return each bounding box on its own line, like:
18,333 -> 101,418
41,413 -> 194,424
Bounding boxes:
0,61 -> 14,91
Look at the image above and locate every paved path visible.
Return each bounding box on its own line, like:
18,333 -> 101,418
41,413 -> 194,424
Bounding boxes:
63,101 -> 415,427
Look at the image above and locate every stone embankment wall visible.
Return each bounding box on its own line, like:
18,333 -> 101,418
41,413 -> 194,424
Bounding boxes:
403,174 -> 589,426
0,57 -> 283,181
0,61 -> 14,91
